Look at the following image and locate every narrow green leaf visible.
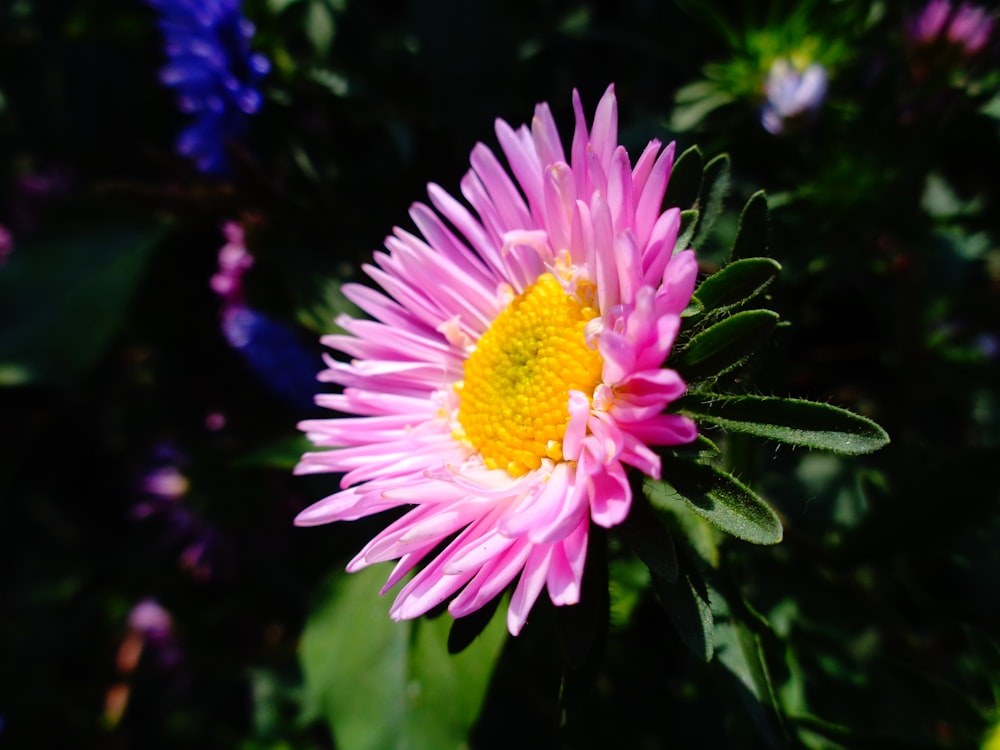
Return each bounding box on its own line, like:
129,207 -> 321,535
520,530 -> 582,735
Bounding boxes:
675,208 -> 699,253
646,461 -> 783,545
731,190 -> 770,261
964,625 -> 1000,706
648,544 -> 714,661
0,224 -> 164,387
300,566 -> 506,750
693,257 -> 781,314
617,492 -> 678,584
663,145 -> 704,211
677,394 -> 891,455
674,309 -> 778,382
693,154 -> 731,248
306,0 -> 336,57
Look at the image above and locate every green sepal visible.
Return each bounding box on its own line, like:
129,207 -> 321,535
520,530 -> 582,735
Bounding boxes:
692,257 -> 781,314
730,190 -> 769,261
664,145 -> 704,212
694,153 -> 731,249
617,490 -> 678,584
645,461 -> 783,545
673,309 -> 779,382
677,394 -> 891,455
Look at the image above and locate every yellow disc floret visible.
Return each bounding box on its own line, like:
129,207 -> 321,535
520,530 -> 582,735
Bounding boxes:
456,273 -> 603,476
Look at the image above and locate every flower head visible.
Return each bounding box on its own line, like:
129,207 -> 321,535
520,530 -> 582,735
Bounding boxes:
295,86 -> 698,635
147,0 -> 270,175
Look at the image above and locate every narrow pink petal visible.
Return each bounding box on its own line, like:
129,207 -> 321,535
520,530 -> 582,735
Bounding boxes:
588,460 -> 632,527
591,194 -> 618,312
448,537 -> 532,618
641,208 -> 681,286
634,142 -> 675,248
496,120 -> 544,221
589,84 -> 618,169
531,101 -> 567,167
545,542 -> 580,606
570,89 -> 590,198
607,145 -> 633,234
627,413 -> 698,445
630,139 -> 662,206
470,142 -> 533,231
615,230 -> 642,308
563,390 -> 592,461
661,249 -> 698,313
507,545 -> 552,635
597,329 -> 635,385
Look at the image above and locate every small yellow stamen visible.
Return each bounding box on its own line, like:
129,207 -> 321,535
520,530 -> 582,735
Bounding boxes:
456,273 -> 603,476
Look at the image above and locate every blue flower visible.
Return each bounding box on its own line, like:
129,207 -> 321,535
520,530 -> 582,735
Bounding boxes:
147,0 -> 270,176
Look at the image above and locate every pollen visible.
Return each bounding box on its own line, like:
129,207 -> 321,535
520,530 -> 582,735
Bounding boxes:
457,273 -> 603,476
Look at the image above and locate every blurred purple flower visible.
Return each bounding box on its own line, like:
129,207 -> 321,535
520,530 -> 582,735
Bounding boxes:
909,0 -> 995,56
0,225 -> 12,268
947,3 -> 994,54
211,223 -> 321,410
912,0 -> 954,42
134,448 -> 231,581
146,0 -> 270,176
761,58 -> 828,135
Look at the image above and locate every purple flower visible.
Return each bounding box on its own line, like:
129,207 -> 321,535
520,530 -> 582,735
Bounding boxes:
147,0 -> 270,176
761,59 -> 828,135
210,223 -> 321,410
909,0 -> 995,56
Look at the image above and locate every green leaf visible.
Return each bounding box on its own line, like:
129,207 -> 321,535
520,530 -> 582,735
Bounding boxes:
730,191 -> 769,261
0,224 -> 164,387
674,309 -> 779,382
670,81 -> 736,132
617,492 -> 678,584
648,544 -> 714,661
693,154 -> 731,249
663,145 -> 704,212
306,0 -> 337,57
964,625 -> 1000,706
646,461 -> 783,545
300,566 -> 506,750
233,434 -> 314,470
675,208 -> 699,253
677,394 -> 891,455
692,257 -> 781,314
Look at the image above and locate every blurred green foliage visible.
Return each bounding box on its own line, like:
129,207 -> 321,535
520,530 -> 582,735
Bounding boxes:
0,0 -> 998,748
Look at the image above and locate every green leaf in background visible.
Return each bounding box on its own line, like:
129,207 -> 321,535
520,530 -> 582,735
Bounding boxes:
693,153 -> 731,249
0,224 -> 164,387
664,145 -> 704,212
712,594 -> 786,748
648,543 -> 714,662
677,394 -> 891,455
730,190 -> 769,261
300,565 -> 507,750
616,492 -> 678,584
669,81 -> 737,133
674,309 -> 779,382
306,0 -> 337,57
692,257 -> 781,314
646,462 -> 783,545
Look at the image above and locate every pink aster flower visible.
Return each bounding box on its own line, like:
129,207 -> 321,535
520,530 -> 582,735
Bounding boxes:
295,85 -> 698,636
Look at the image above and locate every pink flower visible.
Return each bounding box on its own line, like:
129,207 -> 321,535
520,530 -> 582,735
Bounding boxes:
295,86 -> 698,636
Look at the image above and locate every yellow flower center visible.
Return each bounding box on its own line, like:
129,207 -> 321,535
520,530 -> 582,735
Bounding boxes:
456,273 -> 603,476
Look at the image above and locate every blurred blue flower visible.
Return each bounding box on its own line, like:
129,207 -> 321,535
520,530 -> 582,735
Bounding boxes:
761,58 -> 828,135
147,0 -> 270,176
